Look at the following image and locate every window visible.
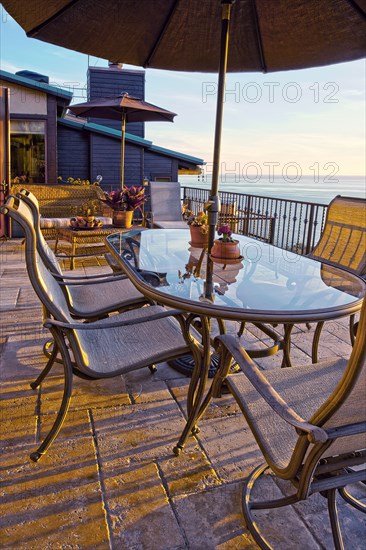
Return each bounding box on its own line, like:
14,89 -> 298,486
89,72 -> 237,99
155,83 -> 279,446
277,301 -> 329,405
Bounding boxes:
10,120 -> 46,183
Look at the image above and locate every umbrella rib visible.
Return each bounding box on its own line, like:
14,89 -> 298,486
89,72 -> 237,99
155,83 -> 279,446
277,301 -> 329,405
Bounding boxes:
143,0 -> 180,67
345,0 -> 366,19
27,0 -> 81,37
249,0 -> 267,73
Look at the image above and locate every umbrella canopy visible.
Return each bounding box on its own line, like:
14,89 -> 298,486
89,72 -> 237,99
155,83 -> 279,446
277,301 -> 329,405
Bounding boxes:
4,0 -> 366,295
68,93 -> 176,188
3,0 -> 366,72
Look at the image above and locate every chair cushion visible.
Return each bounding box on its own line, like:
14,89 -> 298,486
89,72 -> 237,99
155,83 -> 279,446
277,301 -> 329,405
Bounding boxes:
40,216 -> 113,229
68,277 -> 146,316
226,358 -> 347,471
154,220 -> 188,230
72,305 -> 191,376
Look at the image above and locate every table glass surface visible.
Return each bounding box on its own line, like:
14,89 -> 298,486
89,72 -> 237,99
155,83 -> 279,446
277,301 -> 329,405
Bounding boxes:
106,229 -> 365,319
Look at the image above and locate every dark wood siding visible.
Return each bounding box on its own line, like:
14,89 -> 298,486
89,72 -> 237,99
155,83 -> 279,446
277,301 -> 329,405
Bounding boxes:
87,67 -> 145,138
144,150 -> 177,181
57,125 -> 90,180
90,133 -> 142,188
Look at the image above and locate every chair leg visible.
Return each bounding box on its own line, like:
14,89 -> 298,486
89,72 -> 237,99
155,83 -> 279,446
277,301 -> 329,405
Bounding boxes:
30,331 -> 73,462
281,323 -> 294,368
237,321 -> 245,337
312,321 -> 324,363
349,314 -> 358,346
30,340 -> 59,389
327,489 -> 345,550
43,338 -> 57,359
338,486 -> 366,513
241,463 -> 299,550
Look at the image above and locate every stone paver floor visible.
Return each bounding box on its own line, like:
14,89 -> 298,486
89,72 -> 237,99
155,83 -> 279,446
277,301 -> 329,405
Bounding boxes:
0,239 -> 365,549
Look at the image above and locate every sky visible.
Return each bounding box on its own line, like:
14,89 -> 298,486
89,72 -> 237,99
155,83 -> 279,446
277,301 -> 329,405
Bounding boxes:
0,5 -> 365,178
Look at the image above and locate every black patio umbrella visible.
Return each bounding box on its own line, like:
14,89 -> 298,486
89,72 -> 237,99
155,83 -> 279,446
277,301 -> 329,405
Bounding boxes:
68,93 -> 176,188
4,0 -> 366,295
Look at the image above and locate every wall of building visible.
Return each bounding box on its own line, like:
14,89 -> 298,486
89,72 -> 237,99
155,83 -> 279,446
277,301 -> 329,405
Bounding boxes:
144,149 -> 178,182
0,81 -> 48,115
87,66 -> 145,137
57,125 -> 90,181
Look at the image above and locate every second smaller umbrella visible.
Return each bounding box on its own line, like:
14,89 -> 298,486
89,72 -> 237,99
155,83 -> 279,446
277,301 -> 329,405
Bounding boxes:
69,93 -> 177,188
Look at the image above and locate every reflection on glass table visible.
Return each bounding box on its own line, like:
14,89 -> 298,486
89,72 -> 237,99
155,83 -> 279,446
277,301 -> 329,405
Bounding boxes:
106,229 -> 365,455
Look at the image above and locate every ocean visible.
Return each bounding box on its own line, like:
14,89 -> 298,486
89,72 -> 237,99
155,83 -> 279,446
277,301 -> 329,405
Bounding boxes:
179,175 -> 366,205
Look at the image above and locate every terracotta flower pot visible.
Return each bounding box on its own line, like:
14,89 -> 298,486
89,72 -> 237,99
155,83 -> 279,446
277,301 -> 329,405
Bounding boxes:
112,210 -> 133,228
189,225 -> 209,248
210,239 -> 241,261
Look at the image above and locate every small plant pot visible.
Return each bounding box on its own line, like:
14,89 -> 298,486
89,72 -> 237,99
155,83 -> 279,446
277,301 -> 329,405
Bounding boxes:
113,210 -> 133,228
210,239 -> 241,261
189,225 -> 209,248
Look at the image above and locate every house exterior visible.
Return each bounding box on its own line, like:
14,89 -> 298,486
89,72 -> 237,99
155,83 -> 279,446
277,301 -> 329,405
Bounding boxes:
0,64 -> 204,191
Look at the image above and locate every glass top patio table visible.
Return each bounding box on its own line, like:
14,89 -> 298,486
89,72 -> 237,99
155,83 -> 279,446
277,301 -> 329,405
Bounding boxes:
106,229 -> 365,324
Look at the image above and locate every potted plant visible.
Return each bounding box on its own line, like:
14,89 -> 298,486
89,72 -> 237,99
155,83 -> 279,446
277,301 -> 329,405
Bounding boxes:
210,224 -> 241,261
99,186 -> 146,228
186,210 -> 209,247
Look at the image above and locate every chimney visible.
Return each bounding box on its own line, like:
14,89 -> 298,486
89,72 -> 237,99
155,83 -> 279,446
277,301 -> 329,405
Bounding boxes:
108,61 -> 123,70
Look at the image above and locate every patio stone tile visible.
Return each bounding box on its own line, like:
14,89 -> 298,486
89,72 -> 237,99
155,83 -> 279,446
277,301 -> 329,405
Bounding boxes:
122,369 -> 174,403
168,378 -> 241,420
195,415 -> 262,483
93,399 -> 186,468
93,399 -> 220,496
104,462 -> 186,549
173,483 -> 256,549
0,379 -> 38,448
0,287 -> 20,309
0,340 -> 49,382
173,475 -> 322,549
39,373 -> 130,411
39,408 -> 92,442
301,503 -> 366,549
0,308 -> 45,342
0,438 -> 109,549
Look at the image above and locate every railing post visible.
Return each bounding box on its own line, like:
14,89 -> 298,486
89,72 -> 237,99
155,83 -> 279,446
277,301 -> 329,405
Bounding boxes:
243,195 -> 251,236
305,204 -> 315,255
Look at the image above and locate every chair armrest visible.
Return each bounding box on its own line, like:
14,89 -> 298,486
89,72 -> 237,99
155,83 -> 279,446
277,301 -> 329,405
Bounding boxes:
44,308 -> 185,331
51,271 -> 127,282
214,334 -> 328,444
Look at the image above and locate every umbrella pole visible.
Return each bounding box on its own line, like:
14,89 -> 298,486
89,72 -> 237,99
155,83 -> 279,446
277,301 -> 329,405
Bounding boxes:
121,113 -> 126,189
205,0 -> 233,299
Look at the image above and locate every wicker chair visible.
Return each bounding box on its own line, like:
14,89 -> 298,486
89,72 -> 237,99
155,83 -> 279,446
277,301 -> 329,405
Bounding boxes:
308,195 -> 366,348
210,298 -> 366,549
1,196 -> 195,462
15,188 -> 149,321
9,183 -> 110,239
146,181 -> 188,229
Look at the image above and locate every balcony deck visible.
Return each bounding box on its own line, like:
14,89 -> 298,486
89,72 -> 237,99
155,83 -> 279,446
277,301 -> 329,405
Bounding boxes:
1,239 -> 364,549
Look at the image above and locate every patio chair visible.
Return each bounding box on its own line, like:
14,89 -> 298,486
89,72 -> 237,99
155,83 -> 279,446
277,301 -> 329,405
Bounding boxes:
308,195 -> 366,348
210,297 -> 366,549
1,196 -> 195,462
238,195 -> 366,359
146,181 -> 188,229
15,188 -> 149,321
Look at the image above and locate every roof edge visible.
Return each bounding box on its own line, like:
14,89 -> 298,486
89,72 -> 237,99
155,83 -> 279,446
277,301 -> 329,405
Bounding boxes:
0,69 -> 73,101
58,117 -> 204,164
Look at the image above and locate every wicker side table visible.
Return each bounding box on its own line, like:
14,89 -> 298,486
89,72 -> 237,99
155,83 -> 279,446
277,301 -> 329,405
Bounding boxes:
54,225 -> 131,270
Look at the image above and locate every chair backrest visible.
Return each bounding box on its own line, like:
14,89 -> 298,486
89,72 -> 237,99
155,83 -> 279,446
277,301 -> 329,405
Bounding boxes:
16,188 -> 63,276
1,196 -> 95,371
1,196 -> 72,324
310,296 -> 366,459
309,195 -> 366,276
149,181 -> 183,221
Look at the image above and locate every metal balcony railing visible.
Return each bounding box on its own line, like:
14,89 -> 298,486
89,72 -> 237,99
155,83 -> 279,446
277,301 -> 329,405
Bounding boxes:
182,187 -> 328,255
